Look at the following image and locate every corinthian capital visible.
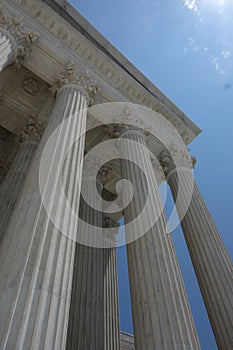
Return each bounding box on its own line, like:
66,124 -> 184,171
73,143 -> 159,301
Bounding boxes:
17,117 -> 46,144
0,5 -> 38,64
103,215 -> 119,239
105,124 -> 125,138
105,105 -> 152,139
50,59 -> 100,102
159,144 -> 194,177
123,106 -> 151,135
151,159 -> 166,181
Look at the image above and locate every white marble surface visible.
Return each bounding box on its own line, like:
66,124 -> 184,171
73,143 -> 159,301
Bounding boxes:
168,168 -> 233,350
119,128 -> 200,350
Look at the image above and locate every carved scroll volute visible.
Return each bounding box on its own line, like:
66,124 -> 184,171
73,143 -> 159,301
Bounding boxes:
50,59 -> 101,104
159,144 -> 195,178
0,4 -> 39,66
17,116 -> 46,145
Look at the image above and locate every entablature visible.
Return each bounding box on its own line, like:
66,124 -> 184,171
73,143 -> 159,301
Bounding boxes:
4,0 -> 201,145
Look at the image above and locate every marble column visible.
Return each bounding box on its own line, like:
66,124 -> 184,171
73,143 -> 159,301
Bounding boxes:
160,150 -> 233,350
103,216 -> 120,350
0,8 -> 38,71
0,62 -> 98,349
119,127 -> 200,350
0,117 -> 45,242
0,28 -> 17,70
66,159 -> 120,350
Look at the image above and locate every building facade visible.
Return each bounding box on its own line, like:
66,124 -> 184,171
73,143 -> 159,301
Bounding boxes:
0,0 -> 232,349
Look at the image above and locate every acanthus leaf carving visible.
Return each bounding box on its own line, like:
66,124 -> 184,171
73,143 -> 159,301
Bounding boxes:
0,4 -> 39,65
105,105 -> 152,139
105,124 -> 125,139
50,59 -> 101,102
103,215 -> 119,240
151,159 -> 166,182
159,144 -> 194,177
17,116 -> 46,144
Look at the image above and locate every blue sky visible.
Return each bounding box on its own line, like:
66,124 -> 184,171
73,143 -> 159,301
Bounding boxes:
69,1 -> 233,348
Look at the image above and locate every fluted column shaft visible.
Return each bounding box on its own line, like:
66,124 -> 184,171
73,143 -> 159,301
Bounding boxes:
66,166 -> 120,350
119,129 -> 200,350
0,28 -> 17,70
0,81 -> 89,349
0,118 -> 45,242
167,167 -> 233,350
0,142 -> 36,241
104,246 -> 120,350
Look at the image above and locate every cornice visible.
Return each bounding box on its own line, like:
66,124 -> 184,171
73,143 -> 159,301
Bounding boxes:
6,0 -> 201,145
